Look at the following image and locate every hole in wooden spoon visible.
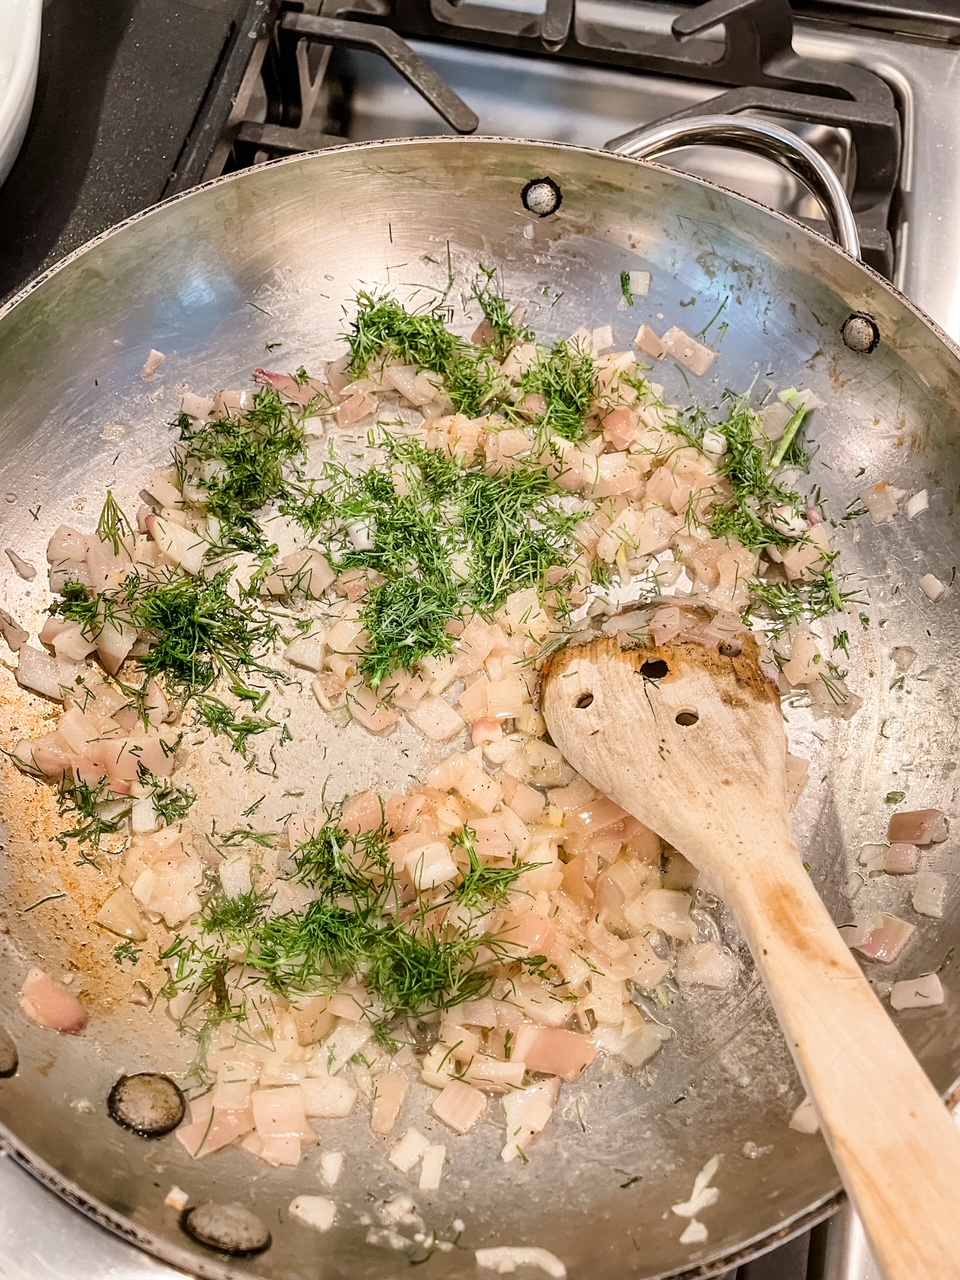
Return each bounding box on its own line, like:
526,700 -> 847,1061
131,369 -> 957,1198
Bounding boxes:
675,709 -> 699,727
574,692 -> 594,709
640,659 -> 669,680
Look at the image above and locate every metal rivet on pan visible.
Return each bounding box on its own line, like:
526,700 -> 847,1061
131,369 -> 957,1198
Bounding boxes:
521,177 -> 562,217
108,1072 -> 185,1138
0,1025 -> 18,1078
841,312 -> 880,353
182,1202 -> 272,1256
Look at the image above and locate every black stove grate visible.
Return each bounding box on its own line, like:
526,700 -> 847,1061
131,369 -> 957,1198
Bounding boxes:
191,0 -> 900,276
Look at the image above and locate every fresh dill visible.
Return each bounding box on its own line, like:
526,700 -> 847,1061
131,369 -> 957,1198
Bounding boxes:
113,940 -> 141,966
473,266 -> 533,359
521,339 -> 596,442
194,696 -> 280,756
346,292 -> 461,379
175,387 -> 308,553
285,438 -> 581,687
451,826 -> 531,910
619,271 -> 634,307
57,776 -> 130,849
747,569 -> 861,637
55,571 -> 282,704
96,491 -> 134,555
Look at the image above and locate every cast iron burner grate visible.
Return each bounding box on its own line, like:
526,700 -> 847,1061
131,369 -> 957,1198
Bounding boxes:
168,0 -> 901,278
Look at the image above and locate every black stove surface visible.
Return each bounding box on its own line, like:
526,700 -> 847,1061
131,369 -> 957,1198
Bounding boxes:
0,0 -> 251,303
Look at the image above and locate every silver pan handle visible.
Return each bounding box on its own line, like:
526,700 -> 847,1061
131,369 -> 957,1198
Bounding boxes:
607,114 -> 861,262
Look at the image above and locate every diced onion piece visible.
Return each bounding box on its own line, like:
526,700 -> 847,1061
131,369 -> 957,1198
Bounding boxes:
405,695 -> 465,742
142,349 -> 165,379
289,1195 -> 336,1232
890,972 -> 944,1011
320,1151 -> 344,1186
301,1075 -> 357,1118
789,1098 -> 819,1134
251,1086 -> 314,1140
511,1025 -> 596,1081
431,1079 -> 486,1133
6,548 -> 37,580
679,1220 -> 708,1246
675,941 -> 738,989
906,489 -> 929,519
919,572 -> 946,602
419,1143 -> 446,1192
887,808 -> 948,845
370,1072 -> 409,1135
882,843 -> 919,874
285,634 -> 326,671
164,1185 -> 189,1211
913,872 -> 948,919
628,270 -> 651,297
17,645 -> 66,700
388,1127 -> 430,1173
860,480 -> 904,524
851,912 -> 915,962
501,1078 -> 559,1162
95,886 -> 147,941
19,967 -> 88,1034
659,327 -> 717,377
476,1247 -> 566,1278
404,839 -> 459,890
634,325 -> 665,359
322,1023 -> 372,1074
145,513 -> 206,575
671,1154 -> 720,1217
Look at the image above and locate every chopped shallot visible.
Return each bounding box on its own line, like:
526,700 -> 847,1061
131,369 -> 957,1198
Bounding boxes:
389,1127 -> 430,1173
887,809 -> 948,845
890,973 -> 944,1011
5,548 -> 37,580
320,1151 -> 344,1186
431,1080 -> 486,1134
860,480 -> 904,524
289,1195 -> 336,1232
789,1099 -> 819,1134
919,572 -> 947,602
141,349 -> 165,379
850,913 -> 915,963
659,327 -> 717,377
913,872 -> 948,919
419,1143 -> 446,1191
906,489 -> 929,519
370,1072 -> 408,1135
476,1248 -> 566,1279
19,967 -> 88,1034
671,1155 -> 720,1218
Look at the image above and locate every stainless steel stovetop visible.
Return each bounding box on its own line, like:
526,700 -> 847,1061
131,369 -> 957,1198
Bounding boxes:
3,2 -> 959,1277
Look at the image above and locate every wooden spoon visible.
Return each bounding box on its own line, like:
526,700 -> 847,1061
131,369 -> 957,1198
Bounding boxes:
540,633 -> 960,1280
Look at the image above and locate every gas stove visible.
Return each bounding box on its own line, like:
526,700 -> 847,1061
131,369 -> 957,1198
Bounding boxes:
1,1 -> 958,1277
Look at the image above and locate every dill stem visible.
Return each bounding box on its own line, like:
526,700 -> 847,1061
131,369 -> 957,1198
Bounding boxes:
769,406 -> 809,469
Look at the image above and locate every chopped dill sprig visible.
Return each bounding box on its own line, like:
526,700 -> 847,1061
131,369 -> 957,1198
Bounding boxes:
96,491 -> 134,554
55,570 -> 283,704
747,569 -> 862,637
285,438 -> 582,687
113,940 -> 141,966
138,767 -> 196,825
521,339 -> 596,442
451,826 -> 530,910
619,271 -> 634,307
175,387 -> 307,553
56,776 -> 129,849
194,696 -> 280,757
346,292 -> 461,378
473,266 -> 533,360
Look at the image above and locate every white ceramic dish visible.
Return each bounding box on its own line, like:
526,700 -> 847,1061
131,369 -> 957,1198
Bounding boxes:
0,0 -> 41,188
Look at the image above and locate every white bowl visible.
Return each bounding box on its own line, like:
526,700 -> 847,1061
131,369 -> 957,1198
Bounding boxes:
0,0 -> 41,188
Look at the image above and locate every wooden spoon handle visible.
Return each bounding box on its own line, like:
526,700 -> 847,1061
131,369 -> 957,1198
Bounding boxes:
725,836 -> 960,1280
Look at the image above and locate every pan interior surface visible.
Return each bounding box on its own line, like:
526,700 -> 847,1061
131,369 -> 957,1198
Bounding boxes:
0,138 -> 959,1280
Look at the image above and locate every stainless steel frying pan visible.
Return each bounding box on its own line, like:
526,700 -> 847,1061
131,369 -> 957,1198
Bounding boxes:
1,126 -> 959,1280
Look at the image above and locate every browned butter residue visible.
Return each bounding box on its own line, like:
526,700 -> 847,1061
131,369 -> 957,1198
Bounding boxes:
0,674 -> 164,1013
540,632 -> 779,712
